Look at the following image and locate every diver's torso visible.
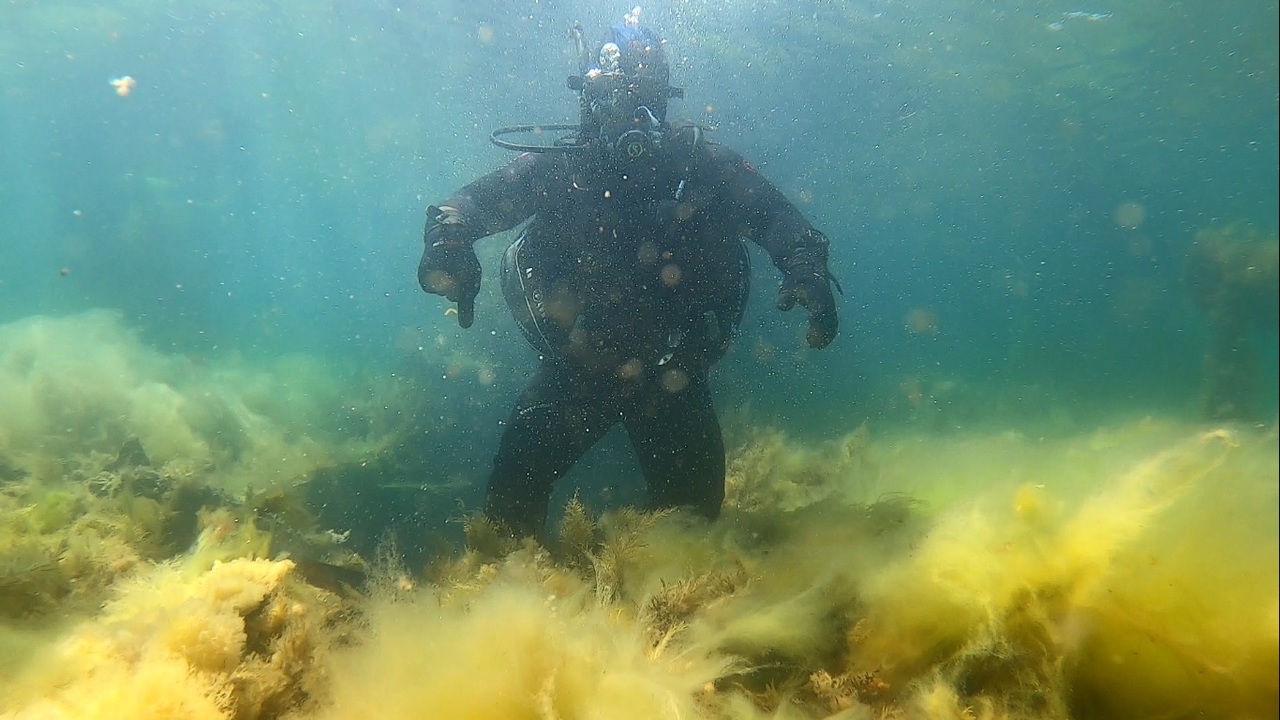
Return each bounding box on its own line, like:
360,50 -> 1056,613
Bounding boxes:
511,140 -> 748,373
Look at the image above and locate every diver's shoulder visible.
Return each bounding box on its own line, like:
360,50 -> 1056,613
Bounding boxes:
505,150 -> 560,170
665,121 -> 738,163
493,149 -> 566,182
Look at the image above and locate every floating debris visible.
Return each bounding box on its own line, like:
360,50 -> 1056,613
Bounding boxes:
1048,10 -> 1113,31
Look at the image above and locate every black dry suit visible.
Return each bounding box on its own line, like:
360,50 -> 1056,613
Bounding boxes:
420,123 -> 835,537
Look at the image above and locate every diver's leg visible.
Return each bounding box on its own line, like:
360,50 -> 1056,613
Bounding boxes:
485,361 -> 620,538
623,371 -> 725,520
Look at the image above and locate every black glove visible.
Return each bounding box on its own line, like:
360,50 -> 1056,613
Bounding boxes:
777,269 -> 839,349
418,208 -> 480,329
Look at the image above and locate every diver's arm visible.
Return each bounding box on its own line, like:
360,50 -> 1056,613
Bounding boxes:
703,144 -> 823,269
418,152 -> 550,328
707,143 -> 840,348
431,151 -> 550,241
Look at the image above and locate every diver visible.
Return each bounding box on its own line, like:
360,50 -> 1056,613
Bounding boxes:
417,11 -> 841,538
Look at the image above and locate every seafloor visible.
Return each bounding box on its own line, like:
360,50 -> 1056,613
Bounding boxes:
0,311 -> 1276,720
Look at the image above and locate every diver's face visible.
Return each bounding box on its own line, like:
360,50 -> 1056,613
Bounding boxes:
582,73 -> 664,144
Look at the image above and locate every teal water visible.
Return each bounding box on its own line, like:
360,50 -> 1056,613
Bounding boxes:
2,1 -> 1276,536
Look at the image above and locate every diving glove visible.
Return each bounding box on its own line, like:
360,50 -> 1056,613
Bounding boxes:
419,205 -> 480,329
776,229 -> 839,349
778,270 -> 839,349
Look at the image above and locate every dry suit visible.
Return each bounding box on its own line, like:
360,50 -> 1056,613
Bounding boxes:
419,123 -> 837,537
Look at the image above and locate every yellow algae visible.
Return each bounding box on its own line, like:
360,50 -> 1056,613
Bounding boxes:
0,313 -> 1276,720
1,557 -> 326,720
0,311 -> 398,495
312,554 -> 738,720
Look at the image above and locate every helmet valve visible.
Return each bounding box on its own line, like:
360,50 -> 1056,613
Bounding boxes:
598,43 -> 622,74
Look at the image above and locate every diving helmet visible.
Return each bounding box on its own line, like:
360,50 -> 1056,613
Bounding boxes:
488,8 -> 683,158
573,9 -> 681,164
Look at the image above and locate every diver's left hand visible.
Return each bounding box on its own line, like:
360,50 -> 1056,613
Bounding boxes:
777,272 -> 838,349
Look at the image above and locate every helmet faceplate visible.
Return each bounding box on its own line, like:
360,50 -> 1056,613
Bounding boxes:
577,20 -> 674,164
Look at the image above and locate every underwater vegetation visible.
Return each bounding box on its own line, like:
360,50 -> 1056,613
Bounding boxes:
0,311 -> 398,494
305,420 -> 1280,720
1,309 -> 1276,720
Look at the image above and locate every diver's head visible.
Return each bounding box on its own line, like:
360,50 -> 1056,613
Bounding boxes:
571,9 -> 679,166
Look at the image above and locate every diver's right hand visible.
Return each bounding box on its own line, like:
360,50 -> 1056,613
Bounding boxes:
419,218 -> 481,329
777,269 -> 838,349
